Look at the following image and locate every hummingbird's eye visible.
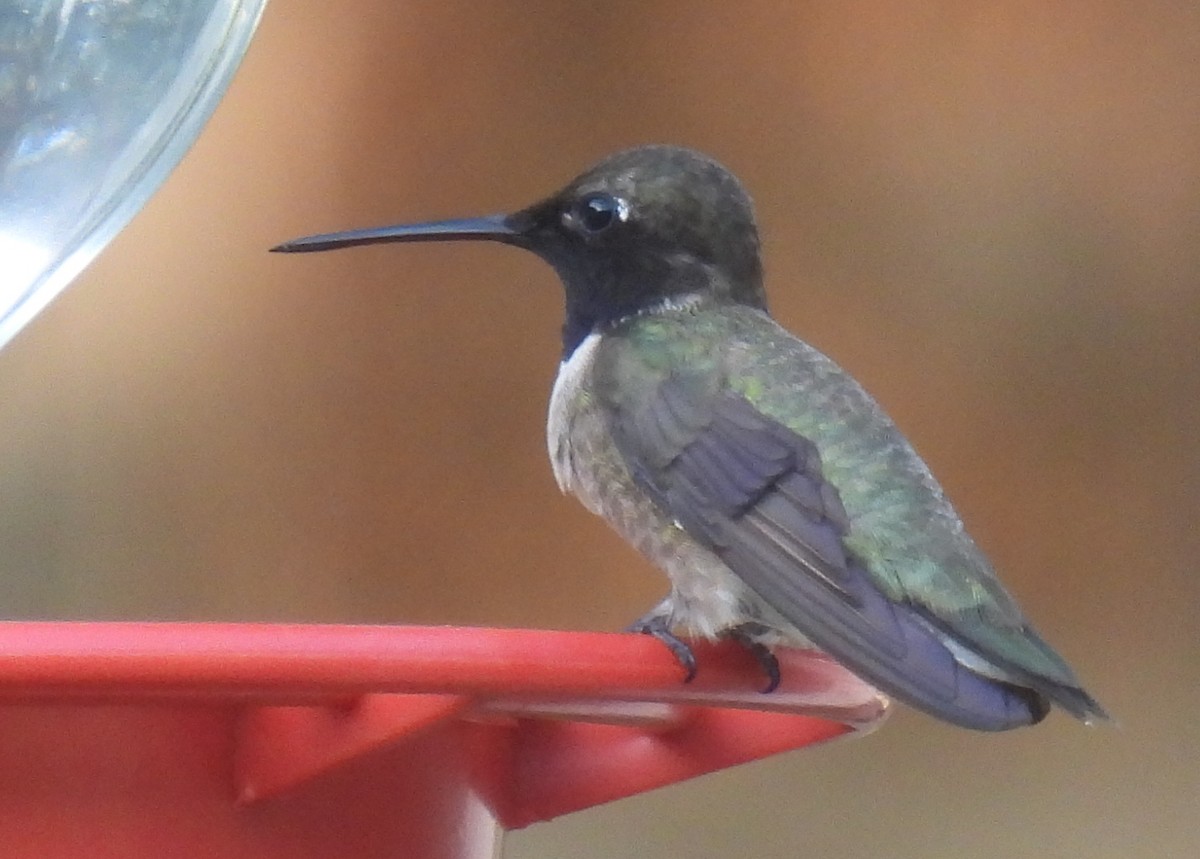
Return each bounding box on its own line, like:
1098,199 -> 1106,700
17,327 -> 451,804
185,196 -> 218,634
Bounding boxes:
573,193 -> 623,234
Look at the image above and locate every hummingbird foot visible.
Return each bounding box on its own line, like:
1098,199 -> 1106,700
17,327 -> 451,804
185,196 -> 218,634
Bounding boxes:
627,615 -> 698,683
724,623 -> 782,693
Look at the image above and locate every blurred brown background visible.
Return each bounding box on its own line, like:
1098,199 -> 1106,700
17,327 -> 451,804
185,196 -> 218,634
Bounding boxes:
0,1 -> 1196,856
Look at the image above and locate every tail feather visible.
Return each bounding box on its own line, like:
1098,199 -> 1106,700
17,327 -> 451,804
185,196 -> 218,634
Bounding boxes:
1032,678 -> 1113,726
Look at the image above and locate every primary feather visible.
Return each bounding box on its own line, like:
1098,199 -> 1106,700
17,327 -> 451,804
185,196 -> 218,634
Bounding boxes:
551,301 -> 1108,730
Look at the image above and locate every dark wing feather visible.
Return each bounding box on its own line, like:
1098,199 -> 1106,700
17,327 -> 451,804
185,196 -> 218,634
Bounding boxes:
615,376 -> 1048,730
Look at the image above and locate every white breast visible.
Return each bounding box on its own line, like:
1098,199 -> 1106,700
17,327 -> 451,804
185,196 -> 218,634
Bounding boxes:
546,332 -> 602,495
542,331 -> 768,641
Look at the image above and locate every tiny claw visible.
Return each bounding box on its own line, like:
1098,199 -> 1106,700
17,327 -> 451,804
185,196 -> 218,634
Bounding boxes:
628,616 -> 698,683
726,625 -> 782,693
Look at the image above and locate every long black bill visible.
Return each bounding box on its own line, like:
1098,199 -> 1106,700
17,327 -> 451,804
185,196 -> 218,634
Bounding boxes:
270,214 -> 519,254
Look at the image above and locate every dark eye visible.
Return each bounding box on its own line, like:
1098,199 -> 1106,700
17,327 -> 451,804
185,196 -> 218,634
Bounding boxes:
574,193 -> 622,233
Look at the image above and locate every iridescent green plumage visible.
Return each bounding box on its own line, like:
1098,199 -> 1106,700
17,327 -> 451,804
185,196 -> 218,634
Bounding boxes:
273,144 -> 1107,730
592,304 -> 1093,706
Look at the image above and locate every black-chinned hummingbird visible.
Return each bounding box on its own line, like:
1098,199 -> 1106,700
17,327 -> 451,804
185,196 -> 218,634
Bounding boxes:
273,145 -> 1108,731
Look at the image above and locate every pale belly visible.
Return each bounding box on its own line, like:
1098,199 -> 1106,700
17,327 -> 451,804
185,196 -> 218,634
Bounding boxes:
545,334 -> 786,640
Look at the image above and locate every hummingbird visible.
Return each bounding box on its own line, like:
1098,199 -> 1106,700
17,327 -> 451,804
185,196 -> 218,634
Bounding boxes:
273,145 -> 1108,731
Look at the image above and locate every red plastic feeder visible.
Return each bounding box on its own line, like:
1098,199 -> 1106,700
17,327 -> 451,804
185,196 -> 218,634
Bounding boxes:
0,623 -> 888,857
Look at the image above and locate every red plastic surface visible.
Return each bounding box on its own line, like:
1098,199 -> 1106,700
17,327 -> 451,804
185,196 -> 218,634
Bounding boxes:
0,623 -> 888,857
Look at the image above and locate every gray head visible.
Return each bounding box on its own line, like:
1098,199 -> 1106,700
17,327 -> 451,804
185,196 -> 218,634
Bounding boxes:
273,145 -> 766,356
